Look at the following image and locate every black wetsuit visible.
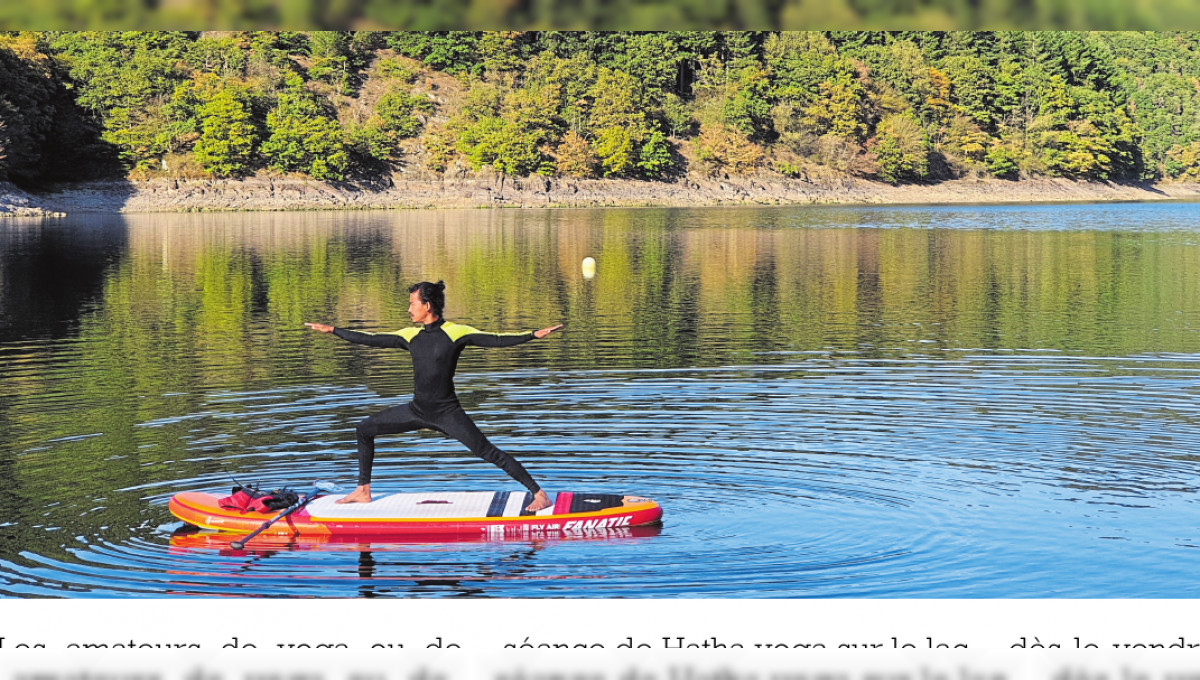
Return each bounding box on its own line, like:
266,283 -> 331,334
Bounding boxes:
333,319 -> 541,491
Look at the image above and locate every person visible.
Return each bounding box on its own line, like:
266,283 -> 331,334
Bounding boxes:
305,281 -> 563,512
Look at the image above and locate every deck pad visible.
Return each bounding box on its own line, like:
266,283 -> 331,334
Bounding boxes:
309,491 -> 534,519
169,489 -> 661,539
306,491 -> 631,520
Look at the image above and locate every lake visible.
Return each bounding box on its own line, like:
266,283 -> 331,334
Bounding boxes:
2,202 -> 1199,597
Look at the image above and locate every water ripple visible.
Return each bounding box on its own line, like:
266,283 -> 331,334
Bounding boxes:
4,352 -> 1200,597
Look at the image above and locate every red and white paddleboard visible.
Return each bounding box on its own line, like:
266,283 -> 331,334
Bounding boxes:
169,490 -> 663,540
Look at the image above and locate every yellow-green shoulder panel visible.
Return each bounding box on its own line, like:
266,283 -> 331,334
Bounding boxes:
441,322 -> 480,342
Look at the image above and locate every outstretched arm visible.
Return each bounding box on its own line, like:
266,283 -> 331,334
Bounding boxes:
305,322 -> 410,349
454,322 -> 565,347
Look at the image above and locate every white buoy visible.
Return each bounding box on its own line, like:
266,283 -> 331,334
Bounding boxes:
582,256 -> 596,280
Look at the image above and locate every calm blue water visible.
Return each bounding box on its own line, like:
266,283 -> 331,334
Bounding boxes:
2,202 -> 1200,597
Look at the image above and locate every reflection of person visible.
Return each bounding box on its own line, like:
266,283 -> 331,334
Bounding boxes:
306,281 -> 563,512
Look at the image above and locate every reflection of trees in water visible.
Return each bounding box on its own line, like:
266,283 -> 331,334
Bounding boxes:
81,209 -> 1200,370
0,219 -> 128,343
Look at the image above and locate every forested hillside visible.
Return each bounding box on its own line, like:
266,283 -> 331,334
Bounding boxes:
3,31 -> 1200,189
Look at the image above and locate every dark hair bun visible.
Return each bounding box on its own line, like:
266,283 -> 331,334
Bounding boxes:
435,280 -> 446,291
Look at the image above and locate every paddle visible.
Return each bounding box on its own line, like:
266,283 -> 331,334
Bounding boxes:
230,481 -> 343,549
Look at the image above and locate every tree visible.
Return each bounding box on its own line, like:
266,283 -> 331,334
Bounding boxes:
593,126 -> 637,177
618,33 -> 684,94
193,87 -> 257,178
694,122 -> 762,174
376,89 -> 434,138
637,129 -> 675,178
307,31 -> 352,92
587,68 -> 646,134
186,36 -> 247,78
1165,140 -> 1200,179
872,111 -> 929,183
804,72 -> 869,141
0,40 -> 60,182
455,116 -> 542,176
1124,73 -> 1200,179
260,88 -> 349,180
850,40 -> 935,117
47,32 -> 192,169
555,130 -> 597,177
943,115 -> 990,166
722,66 -> 773,138
386,32 -> 481,75
939,54 -> 997,130
478,31 -> 526,82
0,119 -> 8,180
766,32 -> 853,104
986,144 -> 1022,178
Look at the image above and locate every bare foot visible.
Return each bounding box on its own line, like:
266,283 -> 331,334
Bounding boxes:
525,490 -> 552,512
336,485 -> 373,504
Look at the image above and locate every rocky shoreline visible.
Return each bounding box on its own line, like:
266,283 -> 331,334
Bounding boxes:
4,174 -> 1200,217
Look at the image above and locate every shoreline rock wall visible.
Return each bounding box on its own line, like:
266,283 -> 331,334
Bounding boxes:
5,175 -> 1200,217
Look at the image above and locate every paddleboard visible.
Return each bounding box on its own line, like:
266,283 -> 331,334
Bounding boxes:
168,522 -> 663,552
169,490 -> 662,540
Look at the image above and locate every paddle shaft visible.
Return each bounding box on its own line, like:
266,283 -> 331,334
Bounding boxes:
230,491 -> 323,549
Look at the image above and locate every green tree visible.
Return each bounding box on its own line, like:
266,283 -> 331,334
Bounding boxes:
939,54 -> 996,130
1165,140 -> 1200,179
186,35 -> 248,77
377,89 -> 434,138
765,32 -> 850,104
804,72 -> 868,141
386,32 -> 481,75
850,40 -> 935,117
723,66 -> 773,138
986,144 -> 1022,178
1124,73 -> 1200,179
0,37 -> 105,183
48,32 -> 192,168
637,129 -> 675,178
587,68 -> 646,134
872,111 -> 929,183
618,33 -> 684,94
307,31 -> 352,92
193,87 -> 257,177
478,31 -> 526,82
455,116 -> 543,176
694,122 -> 762,174
593,126 -> 637,177
260,88 -> 349,180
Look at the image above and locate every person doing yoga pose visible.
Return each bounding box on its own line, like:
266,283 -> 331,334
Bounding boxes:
306,281 -> 563,512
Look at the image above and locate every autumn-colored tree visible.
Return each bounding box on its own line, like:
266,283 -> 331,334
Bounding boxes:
555,130 -> 597,178
804,72 -> 868,141
694,123 -> 762,175
1165,141 -> 1200,180
925,67 -> 956,128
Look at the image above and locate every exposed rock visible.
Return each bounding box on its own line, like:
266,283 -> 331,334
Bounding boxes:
4,174 -> 1200,217
0,181 -> 66,217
